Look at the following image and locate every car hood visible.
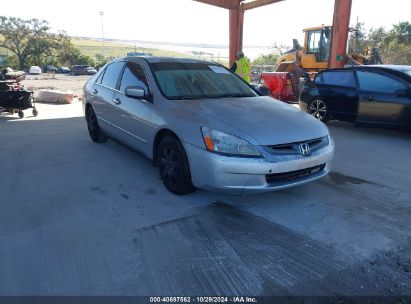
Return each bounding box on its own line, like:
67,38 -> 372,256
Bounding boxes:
179,96 -> 328,145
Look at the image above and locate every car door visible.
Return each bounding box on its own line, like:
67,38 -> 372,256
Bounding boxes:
111,61 -> 154,155
91,61 -> 125,137
356,69 -> 411,125
316,70 -> 358,121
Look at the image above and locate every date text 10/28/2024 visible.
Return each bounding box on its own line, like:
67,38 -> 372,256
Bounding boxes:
149,296 -> 258,303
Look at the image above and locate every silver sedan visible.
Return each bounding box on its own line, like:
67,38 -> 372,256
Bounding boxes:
83,57 -> 334,195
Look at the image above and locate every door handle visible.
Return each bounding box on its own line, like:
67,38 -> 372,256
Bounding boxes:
367,95 -> 374,101
113,97 -> 121,105
92,88 -> 98,94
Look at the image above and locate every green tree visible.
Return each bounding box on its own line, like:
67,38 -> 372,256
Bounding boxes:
55,34 -> 96,67
348,22 -> 368,53
94,53 -> 114,68
347,21 -> 411,65
252,53 -> 279,66
391,21 -> 411,44
0,16 -> 65,69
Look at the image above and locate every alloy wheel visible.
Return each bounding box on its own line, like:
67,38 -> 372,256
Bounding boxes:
308,99 -> 327,121
86,107 -> 99,141
159,145 -> 183,188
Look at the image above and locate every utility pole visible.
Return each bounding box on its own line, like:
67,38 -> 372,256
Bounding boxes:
354,16 -> 359,52
99,11 -> 105,58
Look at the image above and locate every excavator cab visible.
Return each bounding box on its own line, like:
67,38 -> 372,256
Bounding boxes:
301,26 -> 332,70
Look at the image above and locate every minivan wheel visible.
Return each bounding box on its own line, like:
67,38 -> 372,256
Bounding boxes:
307,99 -> 330,123
157,136 -> 195,195
86,106 -> 107,143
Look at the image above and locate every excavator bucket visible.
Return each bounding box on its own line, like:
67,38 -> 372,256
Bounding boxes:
260,71 -> 296,102
260,61 -> 305,103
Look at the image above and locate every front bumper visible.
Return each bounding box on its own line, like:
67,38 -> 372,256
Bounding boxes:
184,139 -> 334,195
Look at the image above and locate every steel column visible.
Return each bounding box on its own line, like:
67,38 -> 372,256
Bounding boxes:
195,0 -> 284,66
328,0 -> 352,68
229,7 -> 243,65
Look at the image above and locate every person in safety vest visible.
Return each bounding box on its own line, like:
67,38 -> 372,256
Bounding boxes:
230,51 -> 251,83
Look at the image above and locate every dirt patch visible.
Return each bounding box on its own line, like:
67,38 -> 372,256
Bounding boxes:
22,74 -> 92,99
293,240 -> 411,297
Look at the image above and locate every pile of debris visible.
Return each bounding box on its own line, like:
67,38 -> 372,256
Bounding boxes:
34,89 -> 78,104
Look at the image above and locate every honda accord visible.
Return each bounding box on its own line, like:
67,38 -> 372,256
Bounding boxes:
83,57 -> 334,195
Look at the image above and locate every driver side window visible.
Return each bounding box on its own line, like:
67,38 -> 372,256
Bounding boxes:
120,62 -> 150,93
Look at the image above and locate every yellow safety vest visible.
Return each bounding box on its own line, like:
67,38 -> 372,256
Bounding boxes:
235,57 -> 251,83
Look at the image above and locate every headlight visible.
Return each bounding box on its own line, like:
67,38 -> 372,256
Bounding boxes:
201,127 -> 261,157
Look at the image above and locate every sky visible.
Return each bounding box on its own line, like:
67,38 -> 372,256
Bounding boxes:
1,0 -> 410,47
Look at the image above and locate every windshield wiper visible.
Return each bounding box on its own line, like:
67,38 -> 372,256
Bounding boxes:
169,95 -> 203,100
210,93 -> 255,98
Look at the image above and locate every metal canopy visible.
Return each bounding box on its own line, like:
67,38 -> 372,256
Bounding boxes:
194,0 -> 285,65
193,0 -> 283,10
194,0 -> 352,69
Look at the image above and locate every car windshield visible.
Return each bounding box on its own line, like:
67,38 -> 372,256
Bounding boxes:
150,62 -> 258,100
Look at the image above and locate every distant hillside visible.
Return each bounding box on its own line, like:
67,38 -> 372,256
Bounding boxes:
71,37 -> 194,59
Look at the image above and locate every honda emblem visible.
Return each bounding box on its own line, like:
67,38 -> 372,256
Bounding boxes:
299,143 -> 311,156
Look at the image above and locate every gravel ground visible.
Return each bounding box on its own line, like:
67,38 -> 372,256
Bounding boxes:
23,73 -> 92,98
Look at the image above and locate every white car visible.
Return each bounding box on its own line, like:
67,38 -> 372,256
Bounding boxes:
28,66 -> 42,75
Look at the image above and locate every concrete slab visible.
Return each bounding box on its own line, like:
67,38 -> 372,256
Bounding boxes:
0,103 -> 410,296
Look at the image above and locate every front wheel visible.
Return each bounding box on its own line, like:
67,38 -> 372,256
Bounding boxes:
86,106 -> 107,143
307,99 -> 330,123
157,136 -> 195,195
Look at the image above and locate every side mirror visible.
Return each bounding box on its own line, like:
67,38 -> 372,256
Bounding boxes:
125,86 -> 151,101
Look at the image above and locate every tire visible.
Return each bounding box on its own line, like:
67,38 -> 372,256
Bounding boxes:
307,98 -> 330,123
18,110 -> 24,119
157,136 -> 195,195
86,106 -> 107,143
32,108 -> 38,117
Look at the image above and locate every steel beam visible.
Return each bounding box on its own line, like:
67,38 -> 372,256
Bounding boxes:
193,0 -> 241,10
328,0 -> 352,68
241,0 -> 284,11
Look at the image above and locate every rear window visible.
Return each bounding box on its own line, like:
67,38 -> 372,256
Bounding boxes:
100,62 -> 125,89
322,70 -> 356,88
357,70 -> 408,93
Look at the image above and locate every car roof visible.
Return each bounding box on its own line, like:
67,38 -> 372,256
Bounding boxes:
324,64 -> 411,72
116,56 -> 217,65
366,64 -> 411,72
318,65 -> 411,82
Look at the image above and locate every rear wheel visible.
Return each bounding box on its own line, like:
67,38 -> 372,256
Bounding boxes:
32,108 -> 38,117
307,98 -> 330,123
18,110 -> 24,119
157,136 -> 195,195
86,106 -> 107,143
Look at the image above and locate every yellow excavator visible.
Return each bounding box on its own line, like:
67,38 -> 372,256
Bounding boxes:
276,25 -> 382,71
260,25 -> 382,102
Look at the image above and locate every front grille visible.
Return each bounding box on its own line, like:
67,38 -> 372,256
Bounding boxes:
267,137 -> 326,155
266,164 -> 326,184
